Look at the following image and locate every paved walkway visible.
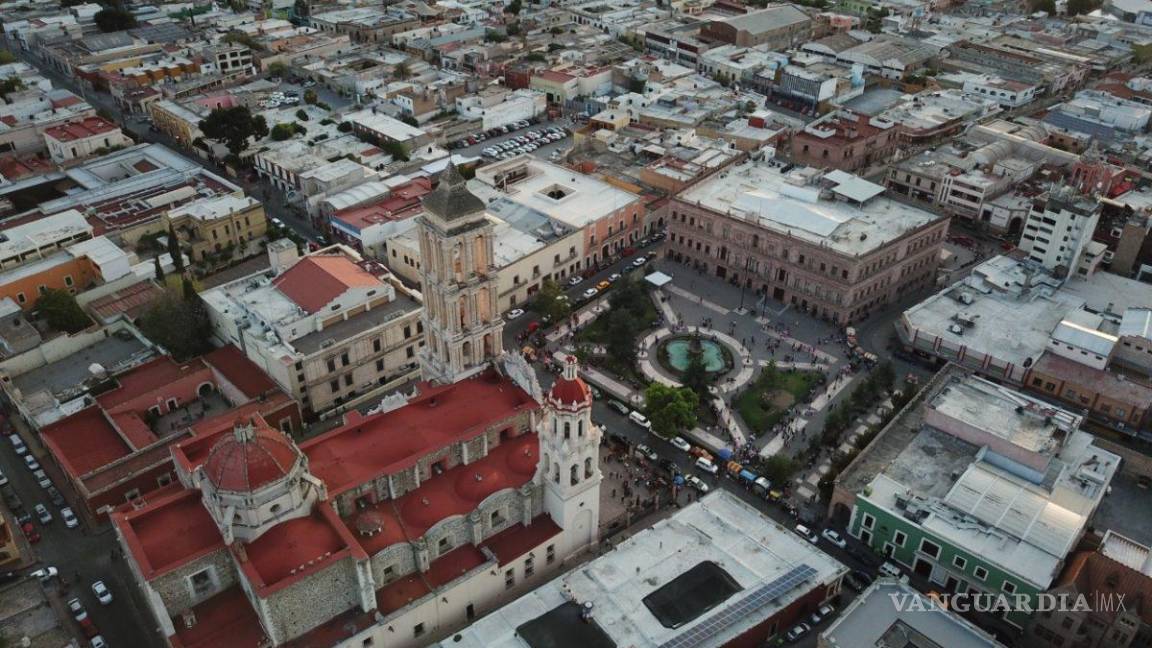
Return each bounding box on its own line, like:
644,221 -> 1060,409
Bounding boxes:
545,297 -> 610,343
666,284 -> 730,315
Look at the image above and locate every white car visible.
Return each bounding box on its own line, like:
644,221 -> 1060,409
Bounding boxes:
669,436 -> 691,452
567,275 -> 584,286
608,273 -> 622,283
628,411 -> 651,429
35,504 -> 52,524
795,524 -> 819,544
695,457 -> 719,475
67,597 -> 87,622
24,454 -> 40,471
90,636 -> 107,648
92,580 -> 113,605
270,218 -> 285,228
9,433 -> 27,456
632,256 -> 649,267
31,566 -> 58,581
582,288 -> 598,299
685,475 -> 710,494
33,469 -> 51,489
61,507 -> 79,529
635,444 -> 658,462
505,308 -> 525,320
785,623 -> 811,642
821,528 -> 847,549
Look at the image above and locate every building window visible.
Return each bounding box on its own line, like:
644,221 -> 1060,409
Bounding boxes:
374,338 -> 382,352
16,293 -> 24,304
382,564 -> 395,582
438,536 -> 453,554
341,352 -> 349,366
893,530 -> 907,547
125,489 -> 141,501
525,556 -> 535,578
490,509 -> 504,527
327,358 -> 337,372
330,380 -> 340,393
919,539 -> 941,559
188,567 -> 216,597
64,275 -> 73,287
413,623 -> 425,638
343,374 -> 352,387
505,569 -> 515,589
1002,581 -> 1017,594
406,346 -> 414,358
546,544 -> 555,565
861,513 -> 875,530
953,555 -> 967,570
376,359 -> 384,372
974,566 -> 988,581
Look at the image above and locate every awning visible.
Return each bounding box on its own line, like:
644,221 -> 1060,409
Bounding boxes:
645,271 -> 673,288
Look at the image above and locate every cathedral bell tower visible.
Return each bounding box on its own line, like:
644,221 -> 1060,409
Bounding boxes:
416,163 -> 504,384
538,356 -> 601,558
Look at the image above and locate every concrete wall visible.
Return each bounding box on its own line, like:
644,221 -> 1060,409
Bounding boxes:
150,547 -> 238,615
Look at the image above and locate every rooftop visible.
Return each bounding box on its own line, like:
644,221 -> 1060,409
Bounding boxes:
42,116 -> 119,143
473,157 -> 641,229
679,160 -> 941,257
820,579 -> 1003,648
902,255 -> 1152,368
443,490 -> 847,648
0,209 -> 92,262
302,369 -> 538,495
168,194 -> 259,222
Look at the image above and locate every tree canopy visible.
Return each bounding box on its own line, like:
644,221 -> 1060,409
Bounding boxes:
199,106 -> 268,157
94,7 -> 137,33
644,383 -> 698,438
0,50 -> 15,64
393,61 -> 411,80
531,279 -> 571,323
140,290 -> 212,361
680,341 -> 711,398
37,289 -> 91,334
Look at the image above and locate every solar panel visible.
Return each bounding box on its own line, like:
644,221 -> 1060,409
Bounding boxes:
658,564 -> 818,648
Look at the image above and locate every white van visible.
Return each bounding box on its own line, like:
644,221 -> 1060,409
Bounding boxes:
878,562 -> 903,579
694,457 -> 719,474
628,411 -> 651,429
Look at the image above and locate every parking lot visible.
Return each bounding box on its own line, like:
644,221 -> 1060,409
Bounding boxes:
450,117 -> 574,163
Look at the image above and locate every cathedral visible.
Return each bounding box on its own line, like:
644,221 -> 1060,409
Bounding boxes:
111,164 -> 602,648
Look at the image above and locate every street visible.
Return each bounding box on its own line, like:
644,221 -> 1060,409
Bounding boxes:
0,427 -> 165,648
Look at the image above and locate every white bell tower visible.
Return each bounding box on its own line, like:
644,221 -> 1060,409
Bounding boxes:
538,356 -> 601,558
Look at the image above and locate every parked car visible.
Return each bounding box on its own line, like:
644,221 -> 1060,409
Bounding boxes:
24,455 -> 40,471
658,458 -> 679,476
47,486 -> 65,508
582,288 -> 598,299
813,603 -> 835,625
30,566 -> 58,581
33,470 -> 51,489
632,256 -> 648,267
628,411 -> 651,430
505,308 -> 524,320
694,457 -> 719,475
92,580 -> 113,605
608,273 -> 622,283
21,522 -> 40,544
35,504 -> 52,524
668,436 -> 691,452
878,561 -> 903,578
821,529 -> 847,549
845,570 -> 874,592
608,401 -> 630,415
635,444 -> 658,462
595,280 -> 610,291
61,507 -> 79,529
90,635 -> 107,648
685,475 -> 710,494
8,433 -> 26,456
567,275 -> 584,286
589,385 -> 602,399
785,623 -> 810,642
67,598 -> 88,623
794,524 -> 818,544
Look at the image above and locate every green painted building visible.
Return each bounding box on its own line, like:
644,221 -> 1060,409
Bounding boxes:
832,368 -> 1121,629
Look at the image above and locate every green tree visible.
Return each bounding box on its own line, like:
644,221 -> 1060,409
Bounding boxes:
167,225 -> 185,273
337,121 -> 352,132
1066,0 -> 1099,14
681,341 -> 711,398
182,276 -> 198,302
295,109 -> 309,121
140,291 -> 212,361
270,123 -> 295,140
153,255 -> 165,282
95,7 -> 137,32
0,50 -> 15,64
605,311 -> 638,365
0,77 -> 24,101
382,139 -> 409,161
293,0 -> 310,17
266,61 -> 288,78
303,89 -> 318,104
760,455 -> 794,486
506,0 -> 523,15
532,279 -> 571,323
36,289 -> 90,333
393,61 -> 411,80
199,106 -> 268,157
644,383 -> 698,438
399,114 -> 419,127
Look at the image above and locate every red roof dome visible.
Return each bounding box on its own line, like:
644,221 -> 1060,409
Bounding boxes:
547,356 -> 590,407
203,419 -> 301,492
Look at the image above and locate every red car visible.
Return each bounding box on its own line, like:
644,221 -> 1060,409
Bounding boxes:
21,522 -> 40,544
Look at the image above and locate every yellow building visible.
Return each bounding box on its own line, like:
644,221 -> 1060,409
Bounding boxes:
165,194 -> 268,265
148,100 -> 205,148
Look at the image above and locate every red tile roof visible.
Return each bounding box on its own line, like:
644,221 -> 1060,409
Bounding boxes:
41,406 -> 133,478
113,487 -> 224,580
240,505 -> 353,594
169,586 -> 267,648
203,423 -> 300,492
0,155 -> 54,181
43,116 -> 119,143
272,255 -> 383,313
481,515 -> 562,566
302,370 -> 538,495
86,280 -> 164,322
1058,550 -> 1152,625
203,345 -> 280,398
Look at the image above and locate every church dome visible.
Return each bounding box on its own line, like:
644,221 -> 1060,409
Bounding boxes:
547,356 -> 591,408
203,418 -> 302,493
